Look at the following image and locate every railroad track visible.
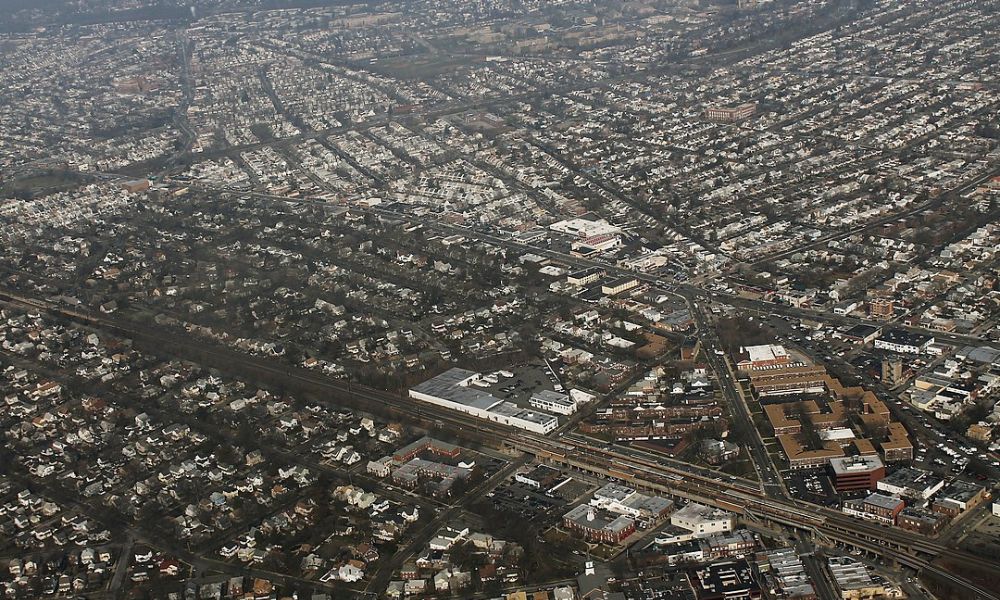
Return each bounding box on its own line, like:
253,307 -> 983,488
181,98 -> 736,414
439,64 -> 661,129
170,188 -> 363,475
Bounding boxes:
3,290 -> 999,600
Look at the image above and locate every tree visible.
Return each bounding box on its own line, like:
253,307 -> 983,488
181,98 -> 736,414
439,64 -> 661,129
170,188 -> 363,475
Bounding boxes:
799,411 -> 822,450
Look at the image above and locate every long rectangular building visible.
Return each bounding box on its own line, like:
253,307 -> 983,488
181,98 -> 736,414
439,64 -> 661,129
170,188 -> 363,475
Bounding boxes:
410,368 -> 558,434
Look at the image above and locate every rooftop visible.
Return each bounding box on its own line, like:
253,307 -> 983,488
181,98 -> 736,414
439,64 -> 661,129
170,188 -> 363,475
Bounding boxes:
862,492 -> 904,511
830,455 -> 884,475
742,344 -> 790,364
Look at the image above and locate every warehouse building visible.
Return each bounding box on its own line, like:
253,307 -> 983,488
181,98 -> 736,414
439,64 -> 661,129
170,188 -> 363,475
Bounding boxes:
410,368 -> 558,434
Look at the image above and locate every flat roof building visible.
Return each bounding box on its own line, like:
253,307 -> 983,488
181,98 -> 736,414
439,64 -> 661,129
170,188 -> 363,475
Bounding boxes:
933,481 -> 988,517
898,507 -> 947,535
876,467 -> 944,501
515,464 -> 561,490
829,455 -> 885,493
874,329 -> 934,354
410,368 -> 558,434
842,324 -> 882,345
529,390 -> 577,415
393,437 -> 461,462
702,529 -> 757,559
757,547 -> 817,600
687,559 -> 762,600
751,365 -> 829,397
566,266 -> 605,286
550,218 -> 622,238
842,493 -> 904,525
671,502 -> 735,537
827,557 -> 882,600
737,344 -> 792,372
704,102 -> 757,123
591,483 -> 672,519
601,276 -> 640,297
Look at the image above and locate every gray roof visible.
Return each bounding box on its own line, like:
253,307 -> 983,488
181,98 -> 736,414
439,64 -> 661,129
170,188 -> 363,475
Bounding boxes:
411,368 -> 503,411
412,367 -> 558,429
958,345 -> 1000,365
863,492 -> 903,511
830,455 -> 884,475
880,467 -> 940,490
531,389 -> 572,404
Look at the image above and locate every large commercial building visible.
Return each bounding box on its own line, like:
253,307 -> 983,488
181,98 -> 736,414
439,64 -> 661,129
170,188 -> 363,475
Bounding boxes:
874,329 -> 934,354
876,467 -> 943,502
601,276 -> 640,296
687,560 -> 762,600
549,217 -> 622,238
828,557 -> 884,600
572,233 -> 622,256
736,344 -> 793,372
842,324 -> 882,345
841,493 -> 904,525
589,483 -> 672,520
829,455 -> 885,492
410,368 -> 558,434
704,102 -> 757,123
671,502 -> 735,537
757,548 -> 817,600
932,481 -> 988,518
562,505 -> 635,544
750,365 -> 828,397
529,390 -> 577,415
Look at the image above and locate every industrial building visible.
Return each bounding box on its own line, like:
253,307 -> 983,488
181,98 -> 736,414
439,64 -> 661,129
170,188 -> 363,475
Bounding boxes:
409,368 -> 559,434
529,390 -> 577,415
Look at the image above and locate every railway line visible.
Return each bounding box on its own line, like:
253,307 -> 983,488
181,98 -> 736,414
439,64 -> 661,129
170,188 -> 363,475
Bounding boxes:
2,289 -> 999,599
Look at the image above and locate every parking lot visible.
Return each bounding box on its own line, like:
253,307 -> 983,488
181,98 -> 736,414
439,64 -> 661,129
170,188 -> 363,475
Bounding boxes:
961,515 -> 1000,559
488,482 -> 567,525
785,469 -> 840,507
479,361 -> 566,406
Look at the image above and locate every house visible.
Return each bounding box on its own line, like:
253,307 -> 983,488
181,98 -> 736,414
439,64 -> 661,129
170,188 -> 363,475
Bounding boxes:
404,579 -> 428,595
386,581 -> 405,599
159,559 -> 181,576
433,569 -> 471,592
338,563 -> 364,582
